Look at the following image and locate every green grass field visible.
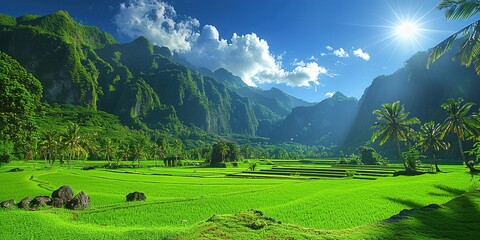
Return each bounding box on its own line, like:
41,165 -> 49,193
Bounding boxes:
0,160 -> 478,239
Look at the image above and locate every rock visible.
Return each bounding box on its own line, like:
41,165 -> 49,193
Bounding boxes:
52,185 -> 74,202
1,199 -> 16,208
49,198 -> 65,208
17,197 -> 32,209
126,192 -> 146,202
66,191 -> 90,210
252,209 -> 263,216
30,196 -> 52,208
8,168 -> 24,172
398,209 -> 415,216
384,214 -> 407,223
423,204 -> 441,210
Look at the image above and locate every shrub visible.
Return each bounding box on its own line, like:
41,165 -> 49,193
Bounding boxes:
248,161 -> 259,171
402,147 -> 422,173
0,153 -> 11,165
338,158 -> 349,164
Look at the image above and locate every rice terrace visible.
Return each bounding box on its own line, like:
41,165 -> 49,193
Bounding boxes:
2,0 -> 480,239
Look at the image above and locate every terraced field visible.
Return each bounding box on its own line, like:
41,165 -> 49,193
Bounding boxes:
0,160 -> 477,239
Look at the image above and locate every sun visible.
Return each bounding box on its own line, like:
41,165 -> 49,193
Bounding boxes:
395,21 -> 419,39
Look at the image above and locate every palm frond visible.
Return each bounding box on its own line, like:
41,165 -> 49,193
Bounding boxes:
427,23 -> 475,68
439,0 -> 480,20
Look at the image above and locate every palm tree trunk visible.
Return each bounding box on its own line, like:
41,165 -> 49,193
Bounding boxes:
457,135 -> 466,165
68,149 -> 72,169
433,153 -> 441,172
397,140 -> 406,169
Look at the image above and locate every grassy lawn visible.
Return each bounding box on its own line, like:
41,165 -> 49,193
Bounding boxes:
0,161 -> 478,239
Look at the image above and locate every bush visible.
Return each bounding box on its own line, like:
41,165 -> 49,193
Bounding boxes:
232,162 -> 238,167
0,153 -> 11,165
402,147 -> 422,173
248,161 -> 259,171
338,158 -> 349,164
357,147 -> 387,165
212,162 -> 227,168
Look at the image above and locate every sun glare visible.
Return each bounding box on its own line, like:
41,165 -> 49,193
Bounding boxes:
396,22 -> 418,39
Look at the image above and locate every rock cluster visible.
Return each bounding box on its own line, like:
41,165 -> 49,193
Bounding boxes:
126,192 -> 147,202
0,185 -> 90,210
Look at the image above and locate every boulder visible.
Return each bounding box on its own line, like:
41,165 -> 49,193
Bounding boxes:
1,199 -> 16,208
66,191 -> 90,210
30,196 -> 51,208
51,185 -> 74,202
17,197 -> 32,209
49,198 -> 65,208
126,192 -> 146,202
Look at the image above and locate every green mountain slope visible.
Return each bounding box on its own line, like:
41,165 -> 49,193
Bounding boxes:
273,92 -> 358,146
0,11 -> 260,135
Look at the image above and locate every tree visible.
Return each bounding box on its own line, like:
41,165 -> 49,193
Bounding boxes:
371,101 -> 420,166
0,51 -> 42,156
64,123 -> 81,169
441,98 -> 480,170
417,121 -> 450,172
219,143 -> 229,163
132,143 -> 144,168
102,138 -> 116,166
427,0 -> 480,75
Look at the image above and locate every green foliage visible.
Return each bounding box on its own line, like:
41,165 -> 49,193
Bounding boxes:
210,141 -> 239,166
357,146 -> 387,165
371,101 -> 420,158
401,147 -> 423,173
0,51 -> 43,150
428,1 -> 480,75
248,161 -> 259,171
441,98 -> 480,164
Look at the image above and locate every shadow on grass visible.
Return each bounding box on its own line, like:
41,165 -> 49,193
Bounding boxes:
374,191 -> 480,240
433,184 -> 465,195
383,196 -> 423,209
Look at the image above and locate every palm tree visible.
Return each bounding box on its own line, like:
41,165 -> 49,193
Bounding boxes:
427,0 -> 480,75
219,143 -> 230,163
417,121 -> 450,172
102,138 -> 115,165
64,123 -> 81,169
40,130 -> 58,167
441,98 -> 480,168
132,143 -> 144,168
371,101 -> 420,167
119,142 -> 130,165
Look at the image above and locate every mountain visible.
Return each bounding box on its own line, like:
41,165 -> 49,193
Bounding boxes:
0,11 -> 265,135
273,92 -> 358,146
345,50 -> 480,155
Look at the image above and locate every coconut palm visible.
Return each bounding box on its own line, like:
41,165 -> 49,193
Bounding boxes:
132,143 -> 144,168
441,98 -> 480,168
417,121 -> 450,172
427,0 -> 480,74
64,123 -> 81,169
371,101 -> 420,166
219,143 -> 230,163
102,138 -> 115,165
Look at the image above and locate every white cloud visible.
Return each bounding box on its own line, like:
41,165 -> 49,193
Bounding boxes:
320,53 -> 327,57
333,48 -> 349,58
115,0 -> 328,87
325,91 -> 335,97
353,48 -> 370,61
326,46 -> 334,51
115,0 -> 199,52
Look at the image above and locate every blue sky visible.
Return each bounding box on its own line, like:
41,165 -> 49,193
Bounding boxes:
0,0 -> 473,102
